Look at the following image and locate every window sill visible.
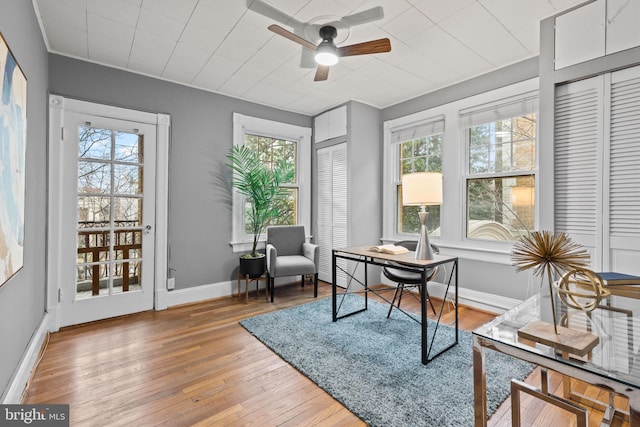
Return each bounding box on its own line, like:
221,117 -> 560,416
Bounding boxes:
230,240 -> 265,254
230,234 -> 314,254
381,237 -> 514,265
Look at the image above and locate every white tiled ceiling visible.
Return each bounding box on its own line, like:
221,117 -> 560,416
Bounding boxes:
33,0 -> 586,115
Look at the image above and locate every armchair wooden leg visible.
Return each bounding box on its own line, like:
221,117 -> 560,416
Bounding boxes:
301,275 -> 305,287
313,273 -> 318,298
270,276 -> 275,303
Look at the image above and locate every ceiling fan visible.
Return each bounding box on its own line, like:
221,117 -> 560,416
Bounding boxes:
247,0 -> 386,69
268,24 -> 392,81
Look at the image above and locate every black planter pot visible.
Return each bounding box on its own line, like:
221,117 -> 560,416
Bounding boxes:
239,254 -> 266,278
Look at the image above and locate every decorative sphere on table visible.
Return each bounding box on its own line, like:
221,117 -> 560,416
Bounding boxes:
556,268 -> 610,312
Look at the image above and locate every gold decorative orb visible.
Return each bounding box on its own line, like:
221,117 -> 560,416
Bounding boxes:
556,268 -> 610,312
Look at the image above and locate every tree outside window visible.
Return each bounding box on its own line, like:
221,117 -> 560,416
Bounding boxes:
466,114 -> 536,241
243,134 -> 298,232
397,133 -> 442,236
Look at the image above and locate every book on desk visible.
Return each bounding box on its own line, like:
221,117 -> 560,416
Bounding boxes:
368,244 -> 409,255
597,272 -> 640,295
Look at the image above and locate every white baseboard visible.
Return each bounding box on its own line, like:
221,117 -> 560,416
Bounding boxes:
3,314 -> 50,404
165,277 -> 521,314
427,282 -> 520,314
166,280 -> 236,307
165,276 -> 306,307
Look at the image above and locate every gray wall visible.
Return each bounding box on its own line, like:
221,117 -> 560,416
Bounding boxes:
48,55 -> 311,290
0,1 -> 49,398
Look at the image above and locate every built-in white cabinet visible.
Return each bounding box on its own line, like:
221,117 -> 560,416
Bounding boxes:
555,0 -> 640,70
314,106 -> 347,143
313,101 -> 382,287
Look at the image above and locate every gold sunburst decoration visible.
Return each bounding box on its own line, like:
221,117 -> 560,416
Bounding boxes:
511,231 -> 590,334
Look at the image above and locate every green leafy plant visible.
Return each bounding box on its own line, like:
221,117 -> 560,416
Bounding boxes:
226,144 -> 294,258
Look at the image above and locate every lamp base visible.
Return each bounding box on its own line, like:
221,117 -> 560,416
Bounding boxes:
415,210 -> 434,260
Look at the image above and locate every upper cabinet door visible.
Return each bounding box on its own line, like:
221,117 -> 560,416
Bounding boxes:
555,0 -> 606,70
606,0 -> 640,55
314,106 -> 347,143
555,0 -> 640,70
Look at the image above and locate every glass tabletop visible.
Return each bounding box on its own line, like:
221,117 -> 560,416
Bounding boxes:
473,291 -> 640,390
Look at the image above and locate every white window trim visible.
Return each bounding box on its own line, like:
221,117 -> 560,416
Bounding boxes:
382,78 -> 539,264
230,113 -> 312,253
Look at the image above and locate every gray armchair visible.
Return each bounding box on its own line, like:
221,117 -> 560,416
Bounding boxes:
265,225 -> 319,303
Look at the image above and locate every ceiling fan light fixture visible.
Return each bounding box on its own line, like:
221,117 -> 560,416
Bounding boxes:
315,43 -> 339,66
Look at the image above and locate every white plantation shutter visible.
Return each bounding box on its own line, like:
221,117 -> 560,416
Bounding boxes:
554,76 -> 604,267
554,78 -> 602,234
317,150 -> 332,282
316,144 -> 348,285
610,69 -> 640,239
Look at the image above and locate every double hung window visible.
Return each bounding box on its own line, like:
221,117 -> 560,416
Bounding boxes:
391,116 -> 444,237
242,134 -> 298,230
460,93 -> 538,241
231,113 -> 311,252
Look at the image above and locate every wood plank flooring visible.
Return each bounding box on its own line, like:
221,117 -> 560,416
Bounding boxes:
23,281 -> 628,426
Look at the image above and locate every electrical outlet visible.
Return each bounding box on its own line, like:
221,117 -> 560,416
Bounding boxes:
167,277 -> 175,290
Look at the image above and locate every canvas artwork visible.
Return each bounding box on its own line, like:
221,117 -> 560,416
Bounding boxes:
0,33 -> 27,288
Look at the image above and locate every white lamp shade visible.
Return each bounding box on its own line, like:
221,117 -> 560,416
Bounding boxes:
402,172 -> 443,206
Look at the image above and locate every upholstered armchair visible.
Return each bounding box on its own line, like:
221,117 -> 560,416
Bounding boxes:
265,225 -> 319,303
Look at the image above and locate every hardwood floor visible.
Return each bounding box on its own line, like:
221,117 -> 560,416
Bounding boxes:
23,282 -> 628,426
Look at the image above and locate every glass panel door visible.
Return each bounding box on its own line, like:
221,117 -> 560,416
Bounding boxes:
60,111 -> 156,327
76,126 -> 144,300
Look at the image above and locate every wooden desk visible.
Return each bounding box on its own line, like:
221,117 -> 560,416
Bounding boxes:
331,245 -> 459,365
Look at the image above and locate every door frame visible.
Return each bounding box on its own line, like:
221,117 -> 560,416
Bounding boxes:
47,95 -> 170,331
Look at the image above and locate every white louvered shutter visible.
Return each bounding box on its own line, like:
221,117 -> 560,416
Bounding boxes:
609,66 -> 640,270
316,143 -> 348,285
554,76 -> 604,269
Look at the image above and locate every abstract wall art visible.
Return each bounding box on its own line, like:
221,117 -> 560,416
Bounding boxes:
0,33 -> 27,288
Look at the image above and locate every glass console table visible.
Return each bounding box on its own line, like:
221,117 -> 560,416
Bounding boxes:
473,291 -> 640,426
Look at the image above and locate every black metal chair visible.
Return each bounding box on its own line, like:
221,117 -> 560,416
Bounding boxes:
383,241 -> 439,318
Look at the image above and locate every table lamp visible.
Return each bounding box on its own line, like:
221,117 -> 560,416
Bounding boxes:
402,172 -> 443,260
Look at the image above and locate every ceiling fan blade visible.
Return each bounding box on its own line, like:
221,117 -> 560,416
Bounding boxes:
339,6 -> 384,27
314,65 -> 330,81
268,24 -> 317,51
247,0 -> 304,30
337,38 -> 391,57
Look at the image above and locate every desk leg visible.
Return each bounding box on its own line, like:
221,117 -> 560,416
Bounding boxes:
332,250 -> 337,322
421,268 -> 428,365
473,335 -> 488,427
454,260 -> 459,343
364,258 -> 369,309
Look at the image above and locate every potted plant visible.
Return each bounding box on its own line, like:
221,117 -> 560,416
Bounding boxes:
226,144 -> 293,277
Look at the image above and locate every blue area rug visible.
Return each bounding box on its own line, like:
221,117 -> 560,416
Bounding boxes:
240,295 -> 533,427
